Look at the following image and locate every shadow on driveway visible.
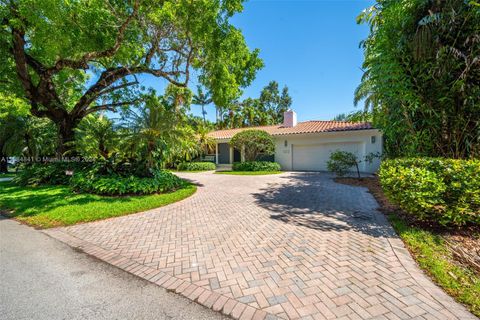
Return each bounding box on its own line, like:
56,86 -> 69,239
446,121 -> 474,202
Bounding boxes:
252,172 -> 396,238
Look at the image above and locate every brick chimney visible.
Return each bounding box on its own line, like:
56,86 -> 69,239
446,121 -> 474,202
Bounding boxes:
283,109 -> 297,127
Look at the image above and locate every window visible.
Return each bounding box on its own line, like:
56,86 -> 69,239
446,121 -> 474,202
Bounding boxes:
371,136 -> 376,144
284,140 -> 288,147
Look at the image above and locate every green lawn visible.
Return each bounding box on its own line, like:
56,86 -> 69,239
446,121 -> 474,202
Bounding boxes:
214,171 -> 282,175
0,173 -> 15,178
170,170 -> 214,173
389,215 -> 480,317
0,181 -> 196,229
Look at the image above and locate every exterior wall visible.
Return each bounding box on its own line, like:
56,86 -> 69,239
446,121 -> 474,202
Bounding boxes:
274,129 -> 383,173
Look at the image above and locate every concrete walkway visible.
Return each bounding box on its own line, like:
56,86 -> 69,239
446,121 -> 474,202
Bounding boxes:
0,217 -> 225,320
44,172 -> 476,319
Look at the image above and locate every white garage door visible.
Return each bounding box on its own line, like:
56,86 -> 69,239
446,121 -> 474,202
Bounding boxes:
292,142 -> 363,171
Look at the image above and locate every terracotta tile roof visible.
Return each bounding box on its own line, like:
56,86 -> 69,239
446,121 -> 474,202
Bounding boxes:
208,121 -> 374,140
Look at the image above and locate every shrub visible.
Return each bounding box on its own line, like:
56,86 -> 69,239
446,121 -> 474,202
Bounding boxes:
177,162 -> 216,171
327,151 -> 361,178
327,151 -> 381,178
13,161 -> 94,186
232,161 -> 281,172
379,158 -> 480,226
229,130 -> 275,161
70,169 -> 184,196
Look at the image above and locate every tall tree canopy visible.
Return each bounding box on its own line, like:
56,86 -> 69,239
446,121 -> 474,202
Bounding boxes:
219,80 -> 292,128
356,0 -> 480,158
1,0 -> 263,155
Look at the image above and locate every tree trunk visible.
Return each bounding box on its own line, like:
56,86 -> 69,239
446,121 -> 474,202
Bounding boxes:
56,118 -> 78,157
355,162 -> 360,179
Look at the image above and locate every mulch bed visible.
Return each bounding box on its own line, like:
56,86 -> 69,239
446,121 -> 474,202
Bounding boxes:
335,176 -> 480,275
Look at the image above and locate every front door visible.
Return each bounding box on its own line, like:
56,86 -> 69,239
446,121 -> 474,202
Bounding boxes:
218,143 -> 230,164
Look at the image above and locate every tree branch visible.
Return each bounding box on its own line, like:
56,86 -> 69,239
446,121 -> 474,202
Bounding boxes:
11,28 -> 35,100
98,81 -> 139,96
84,99 -> 141,115
46,0 -> 140,74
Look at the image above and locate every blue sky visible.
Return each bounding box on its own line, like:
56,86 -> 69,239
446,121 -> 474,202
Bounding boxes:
145,0 -> 374,122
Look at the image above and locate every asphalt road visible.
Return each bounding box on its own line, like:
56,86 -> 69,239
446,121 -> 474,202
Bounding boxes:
0,217 -> 225,320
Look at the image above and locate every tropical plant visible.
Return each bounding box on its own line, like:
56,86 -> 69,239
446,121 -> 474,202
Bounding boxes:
70,169 -> 184,196
21,117 -> 57,159
192,86 -> 212,124
356,0 -> 480,159
1,0 -> 263,155
121,90 -> 197,170
229,130 -> 275,161
0,94 -> 56,170
196,124 -> 216,156
333,110 -> 372,122
0,94 -> 28,172
75,115 -> 118,160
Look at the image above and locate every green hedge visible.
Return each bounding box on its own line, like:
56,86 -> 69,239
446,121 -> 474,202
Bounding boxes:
177,162 -> 216,171
70,169 -> 184,196
232,161 -> 281,172
379,158 -> 480,226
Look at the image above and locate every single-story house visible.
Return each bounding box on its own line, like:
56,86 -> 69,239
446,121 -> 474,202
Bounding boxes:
208,110 -> 382,173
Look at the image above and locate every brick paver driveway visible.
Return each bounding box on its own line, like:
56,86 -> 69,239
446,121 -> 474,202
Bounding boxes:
45,172 -> 475,320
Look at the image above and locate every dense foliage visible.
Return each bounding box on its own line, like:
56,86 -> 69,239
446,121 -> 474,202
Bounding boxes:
1,0 -> 262,155
13,162 -> 93,186
0,93 -> 57,173
177,162 -> 216,171
14,160 -> 185,196
379,158 -> 480,226
357,0 -> 480,159
232,161 -> 280,172
120,89 -> 200,170
71,169 -> 183,196
229,130 -> 275,161
219,81 -> 292,129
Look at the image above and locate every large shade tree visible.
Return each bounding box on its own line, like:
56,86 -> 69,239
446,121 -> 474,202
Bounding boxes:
1,0 -> 262,156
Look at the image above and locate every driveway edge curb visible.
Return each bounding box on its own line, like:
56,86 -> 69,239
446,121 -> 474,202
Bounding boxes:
371,211 -> 475,319
43,228 -> 275,320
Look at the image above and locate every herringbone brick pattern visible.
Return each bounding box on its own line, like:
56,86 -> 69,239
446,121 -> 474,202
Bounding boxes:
45,172 -> 476,320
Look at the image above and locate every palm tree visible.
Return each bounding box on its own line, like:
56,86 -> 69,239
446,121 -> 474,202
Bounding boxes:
192,86 -> 212,124
196,124 -> 216,155
75,115 -> 117,160
122,94 -> 197,170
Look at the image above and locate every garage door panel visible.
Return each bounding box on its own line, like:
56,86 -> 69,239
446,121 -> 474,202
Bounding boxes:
292,142 -> 363,171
